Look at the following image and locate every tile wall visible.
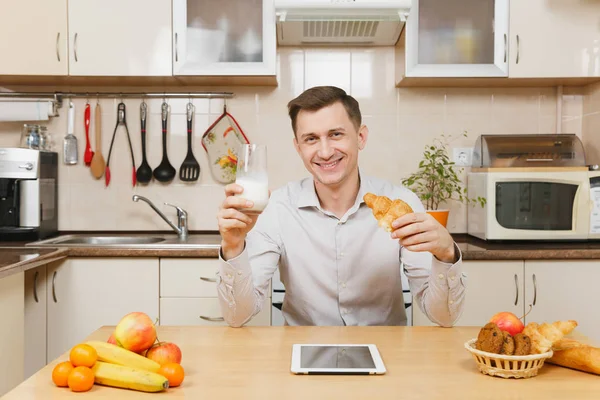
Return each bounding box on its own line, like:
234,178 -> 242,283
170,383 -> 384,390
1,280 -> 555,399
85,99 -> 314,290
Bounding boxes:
0,47 -> 590,233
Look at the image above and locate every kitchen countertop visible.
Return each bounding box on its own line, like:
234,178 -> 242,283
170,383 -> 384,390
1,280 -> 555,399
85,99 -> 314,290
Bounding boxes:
2,325 -> 600,399
3,232 -> 600,281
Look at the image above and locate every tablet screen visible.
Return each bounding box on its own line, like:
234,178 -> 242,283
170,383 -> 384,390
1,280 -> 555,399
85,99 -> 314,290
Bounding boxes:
300,346 -> 376,369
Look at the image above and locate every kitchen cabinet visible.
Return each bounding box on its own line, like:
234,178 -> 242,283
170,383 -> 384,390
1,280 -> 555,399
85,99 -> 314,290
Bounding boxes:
412,260 -> 524,327
67,0 -> 172,76
46,258 -> 159,362
159,258 -> 272,326
24,266 -> 47,380
403,0 -> 509,78
0,0 -> 68,76
172,0 -> 276,78
508,0 -> 600,78
0,272 -> 25,397
524,260 -> 600,344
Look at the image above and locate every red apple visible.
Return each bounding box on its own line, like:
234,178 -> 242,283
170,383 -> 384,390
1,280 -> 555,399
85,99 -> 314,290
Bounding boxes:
146,342 -> 182,365
489,311 -> 524,336
114,312 -> 157,354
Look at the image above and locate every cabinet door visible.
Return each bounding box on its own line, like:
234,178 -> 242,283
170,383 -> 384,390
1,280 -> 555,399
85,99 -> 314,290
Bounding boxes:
24,266 -> 47,380
46,258 -> 160,363
524,261 -> 600,344
67,0 -> 172,76
404,0 -> 509,77
509,0 -> 600,78
173,0 -> 276,76
412,261 -> 524,326
0,0 -> 68,75
0,272 -> 24,397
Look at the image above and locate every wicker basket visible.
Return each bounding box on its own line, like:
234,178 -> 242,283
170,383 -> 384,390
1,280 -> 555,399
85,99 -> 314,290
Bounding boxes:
464,338 -> 553,379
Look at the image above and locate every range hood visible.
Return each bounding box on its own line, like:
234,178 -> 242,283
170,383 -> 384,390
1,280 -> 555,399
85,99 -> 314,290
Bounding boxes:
274,0 -> 413,46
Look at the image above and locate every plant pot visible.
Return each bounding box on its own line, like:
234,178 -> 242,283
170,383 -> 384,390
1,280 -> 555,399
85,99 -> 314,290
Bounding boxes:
427,209 -> 449,227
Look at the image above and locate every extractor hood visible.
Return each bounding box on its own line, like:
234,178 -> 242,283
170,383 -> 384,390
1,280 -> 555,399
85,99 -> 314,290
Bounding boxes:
274,0 -> 412,46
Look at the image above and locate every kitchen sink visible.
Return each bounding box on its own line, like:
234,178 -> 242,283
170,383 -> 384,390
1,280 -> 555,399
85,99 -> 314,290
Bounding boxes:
27,233 -> 222,249
55,236 -> 166,245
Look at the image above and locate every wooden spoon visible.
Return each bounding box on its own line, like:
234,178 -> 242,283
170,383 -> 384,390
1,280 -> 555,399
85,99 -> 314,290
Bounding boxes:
90,102 -> 105,179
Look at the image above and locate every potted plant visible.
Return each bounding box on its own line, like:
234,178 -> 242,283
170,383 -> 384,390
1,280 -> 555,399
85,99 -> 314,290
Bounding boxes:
401,132 -> 486,227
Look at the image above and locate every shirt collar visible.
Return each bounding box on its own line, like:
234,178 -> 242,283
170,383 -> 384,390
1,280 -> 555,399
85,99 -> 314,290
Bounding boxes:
296,169 -> 370,211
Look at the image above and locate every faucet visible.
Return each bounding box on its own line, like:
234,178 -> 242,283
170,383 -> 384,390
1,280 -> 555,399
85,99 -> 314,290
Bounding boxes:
132,195 -> 188,240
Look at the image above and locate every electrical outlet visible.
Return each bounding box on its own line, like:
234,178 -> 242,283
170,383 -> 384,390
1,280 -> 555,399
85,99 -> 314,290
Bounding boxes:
453,148 -> 473,167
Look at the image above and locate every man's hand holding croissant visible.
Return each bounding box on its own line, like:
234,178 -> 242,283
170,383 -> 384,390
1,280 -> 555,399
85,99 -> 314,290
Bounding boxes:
390,212 -> 456,263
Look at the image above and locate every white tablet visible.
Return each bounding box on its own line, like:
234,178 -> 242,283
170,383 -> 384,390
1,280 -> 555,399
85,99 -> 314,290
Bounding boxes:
290,344 -> 386,375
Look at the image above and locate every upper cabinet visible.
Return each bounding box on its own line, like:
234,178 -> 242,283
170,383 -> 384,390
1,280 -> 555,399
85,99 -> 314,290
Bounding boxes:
404,0 -> 509,78
172,0 -> 276,77
0,0 -> 68,75
67,0 -> 172,76
508,0 -> 600,78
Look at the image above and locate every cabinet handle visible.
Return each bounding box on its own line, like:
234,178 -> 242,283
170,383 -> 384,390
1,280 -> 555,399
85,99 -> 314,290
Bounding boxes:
532,273 -> 537,306
56,32 -> 61,62
513,273 -> 518,306
74,33 -> 78,62
503,33 -> 507,63
175,33 -> 178,62
52,271 -> 57,303
199,316 -> 224,322
200,276 -> 216,283
33,270 -> 39,303
516,35 -> 520,64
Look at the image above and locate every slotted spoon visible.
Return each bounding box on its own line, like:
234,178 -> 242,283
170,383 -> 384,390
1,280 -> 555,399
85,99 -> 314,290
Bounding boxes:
179,102 -> 201,182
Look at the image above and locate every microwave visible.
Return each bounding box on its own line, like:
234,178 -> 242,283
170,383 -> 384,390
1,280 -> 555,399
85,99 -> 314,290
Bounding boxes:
467,168 -> 600,241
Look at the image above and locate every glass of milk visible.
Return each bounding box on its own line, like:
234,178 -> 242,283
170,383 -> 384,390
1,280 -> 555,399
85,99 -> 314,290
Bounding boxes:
235,144 -> 269,214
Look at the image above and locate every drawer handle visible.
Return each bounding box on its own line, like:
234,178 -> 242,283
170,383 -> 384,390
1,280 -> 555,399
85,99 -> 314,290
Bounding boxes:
33,270 -> 39,303
200,316 -> 224,322
200,277 -> 217,283
513,273 -> 518,306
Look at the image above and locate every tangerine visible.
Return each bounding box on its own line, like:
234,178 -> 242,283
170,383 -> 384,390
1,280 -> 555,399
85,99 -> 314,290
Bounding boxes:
67,366 -> 95,392
51,361 -> 74,387
159,363 -> 185,387
69,344 -> 98,368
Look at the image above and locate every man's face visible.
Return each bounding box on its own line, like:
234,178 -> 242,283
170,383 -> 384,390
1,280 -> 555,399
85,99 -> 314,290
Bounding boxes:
293,101 -> 368,188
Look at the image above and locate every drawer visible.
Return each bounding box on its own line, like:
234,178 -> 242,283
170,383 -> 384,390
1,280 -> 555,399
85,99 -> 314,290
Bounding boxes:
160,258 -> 220,297
159,297 -> 271,326
160,258 -> 271,298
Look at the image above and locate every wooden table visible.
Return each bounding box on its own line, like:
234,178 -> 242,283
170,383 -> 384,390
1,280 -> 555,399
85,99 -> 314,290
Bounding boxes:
3,326 -> 600,399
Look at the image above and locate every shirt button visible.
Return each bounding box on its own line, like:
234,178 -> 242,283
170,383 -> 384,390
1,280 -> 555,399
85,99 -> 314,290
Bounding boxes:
438,273 -> 444,280
227,273 -> 232,279
449,300 -> 454,305
342,282 -> 346,288
237,270 -> 242,275
450,276 -> 455,281
340,252 -> 345,257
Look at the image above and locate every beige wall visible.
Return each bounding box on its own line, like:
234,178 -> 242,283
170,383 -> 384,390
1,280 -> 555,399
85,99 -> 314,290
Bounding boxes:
0,47 -> 589,233
583,82 -> 600,165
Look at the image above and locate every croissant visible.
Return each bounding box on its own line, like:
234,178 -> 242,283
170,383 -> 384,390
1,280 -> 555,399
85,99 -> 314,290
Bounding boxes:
363,192 -> 413,232
523,320 -> 578,354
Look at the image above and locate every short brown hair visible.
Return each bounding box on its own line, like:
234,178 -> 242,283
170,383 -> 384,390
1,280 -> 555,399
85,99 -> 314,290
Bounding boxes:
287,86 -> 361,136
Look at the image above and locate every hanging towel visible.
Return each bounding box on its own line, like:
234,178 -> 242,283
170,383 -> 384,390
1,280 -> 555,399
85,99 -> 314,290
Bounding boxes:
0,100 -> 55,122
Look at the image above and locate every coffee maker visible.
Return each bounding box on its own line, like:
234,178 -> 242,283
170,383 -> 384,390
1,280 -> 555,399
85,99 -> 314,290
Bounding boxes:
0,148 -> 58,241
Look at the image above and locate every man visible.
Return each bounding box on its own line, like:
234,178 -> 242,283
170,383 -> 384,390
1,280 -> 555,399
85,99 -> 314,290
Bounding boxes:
216,86 -> 465,328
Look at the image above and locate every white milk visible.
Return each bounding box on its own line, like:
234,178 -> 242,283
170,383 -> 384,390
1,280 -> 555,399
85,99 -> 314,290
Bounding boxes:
235,176 -> 269,213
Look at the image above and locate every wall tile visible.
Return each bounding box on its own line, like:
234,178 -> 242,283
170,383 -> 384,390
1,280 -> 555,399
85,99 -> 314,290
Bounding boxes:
305,49 -> 351,93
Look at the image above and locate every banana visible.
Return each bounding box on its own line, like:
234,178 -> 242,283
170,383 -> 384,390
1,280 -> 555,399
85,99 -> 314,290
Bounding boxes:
85,341 -> 161,372
91,361 -> 169,393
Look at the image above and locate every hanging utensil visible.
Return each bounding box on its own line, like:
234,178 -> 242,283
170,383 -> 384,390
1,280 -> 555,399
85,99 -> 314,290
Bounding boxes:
63,101 -> 78,165
152,101 -> 176,183
105,101 -> 137,187
179,101 -> 201,182
136,100 -> 153,184
83,101 -> 94,166
89,100 -> 105,179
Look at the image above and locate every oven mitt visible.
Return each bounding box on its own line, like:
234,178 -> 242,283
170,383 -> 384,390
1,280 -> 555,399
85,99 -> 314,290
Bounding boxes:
201,108 -> 250,184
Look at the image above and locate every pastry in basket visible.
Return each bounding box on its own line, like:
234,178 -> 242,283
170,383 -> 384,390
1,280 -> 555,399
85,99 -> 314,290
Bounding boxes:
363,193 -> 413,232
523,320 -> 578,354
500,331 -> 515,355
476,323 -> 504,353
513,333 -> 532,356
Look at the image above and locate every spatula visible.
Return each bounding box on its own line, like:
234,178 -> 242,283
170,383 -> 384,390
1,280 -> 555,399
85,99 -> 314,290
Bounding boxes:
179,102 -> 201,182
89,101 -> 105,179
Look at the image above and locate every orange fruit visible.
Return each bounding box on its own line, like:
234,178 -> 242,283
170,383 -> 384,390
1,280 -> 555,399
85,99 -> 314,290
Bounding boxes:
69,344 -> 98,368
52,361 -> 74,387
159,363 -> 185,387
67,366 -> 95,392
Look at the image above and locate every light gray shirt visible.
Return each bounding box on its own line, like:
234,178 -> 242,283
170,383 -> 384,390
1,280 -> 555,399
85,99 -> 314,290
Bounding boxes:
216,173 -> 466,327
